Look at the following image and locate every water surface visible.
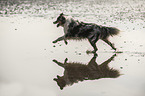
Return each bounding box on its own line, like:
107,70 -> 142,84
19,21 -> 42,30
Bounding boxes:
0,0 -> 145,96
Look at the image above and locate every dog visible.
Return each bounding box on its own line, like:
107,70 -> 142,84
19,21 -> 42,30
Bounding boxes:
53,13 -> 120,53
53,54 -> 120,90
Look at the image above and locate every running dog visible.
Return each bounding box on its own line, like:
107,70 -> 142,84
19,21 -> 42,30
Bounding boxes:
53,13 -> 120,53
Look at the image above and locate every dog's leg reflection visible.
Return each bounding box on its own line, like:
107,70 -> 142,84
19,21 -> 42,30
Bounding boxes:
53,54 -> 120,90
53,60 -> 65,68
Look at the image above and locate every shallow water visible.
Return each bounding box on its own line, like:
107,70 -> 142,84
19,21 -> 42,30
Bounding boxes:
0,0 -> 145,96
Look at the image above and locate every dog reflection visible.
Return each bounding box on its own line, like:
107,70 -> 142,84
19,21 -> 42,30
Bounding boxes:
53,54 -> 120,90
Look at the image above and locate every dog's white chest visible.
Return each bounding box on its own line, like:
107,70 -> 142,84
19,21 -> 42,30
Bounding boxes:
63,17 -> 72,34
64,24 -> 68,34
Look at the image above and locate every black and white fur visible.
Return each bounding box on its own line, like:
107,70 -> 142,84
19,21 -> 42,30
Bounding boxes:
53,13 -> 120,53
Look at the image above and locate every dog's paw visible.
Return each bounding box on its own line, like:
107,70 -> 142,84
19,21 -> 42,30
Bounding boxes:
86,50 -> 96,54
53,59 -> 57,63
93,53 -> 98,57
64,41 -> 68,45
114,49 -> 123,53
52,40 -> 57,43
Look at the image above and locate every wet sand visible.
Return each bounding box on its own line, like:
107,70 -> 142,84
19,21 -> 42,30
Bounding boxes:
0,0 -> 145,96
0,16 -> 145,96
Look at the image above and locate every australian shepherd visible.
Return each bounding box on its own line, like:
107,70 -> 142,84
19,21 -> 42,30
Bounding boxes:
53,13 -> 120,53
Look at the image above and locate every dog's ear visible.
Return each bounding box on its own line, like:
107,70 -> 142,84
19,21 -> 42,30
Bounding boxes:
60,13 -> 64,16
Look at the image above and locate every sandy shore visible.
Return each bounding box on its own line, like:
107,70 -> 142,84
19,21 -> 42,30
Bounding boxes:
0,1 -> 145,95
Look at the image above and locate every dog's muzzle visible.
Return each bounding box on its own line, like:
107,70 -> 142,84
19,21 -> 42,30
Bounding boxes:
53,21 -> 57,24
53,21 -> 60,27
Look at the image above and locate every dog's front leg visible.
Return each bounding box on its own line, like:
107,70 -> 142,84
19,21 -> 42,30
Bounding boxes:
52,36 -> 65,43
64,39 -> 68,45
64,36 -> 68,45
64,33 -> 71,45
52,35 -> 68,45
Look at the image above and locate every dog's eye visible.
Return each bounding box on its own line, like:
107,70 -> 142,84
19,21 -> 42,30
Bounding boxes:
59,17 -> 65,21
58,16 -> 65,21
57,17 -> 61,21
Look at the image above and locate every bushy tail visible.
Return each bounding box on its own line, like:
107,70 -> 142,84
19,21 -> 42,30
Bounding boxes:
108,27 -> 120,36
99,26 -> 120,39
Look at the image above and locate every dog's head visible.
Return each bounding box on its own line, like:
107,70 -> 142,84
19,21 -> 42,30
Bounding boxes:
53,13 -> 66,27
53,75 -> 66,90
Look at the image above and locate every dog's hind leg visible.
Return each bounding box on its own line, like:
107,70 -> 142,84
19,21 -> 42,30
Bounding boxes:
102,39 -> 117,51
88,33 -> 99,53
88,40 -> 98,53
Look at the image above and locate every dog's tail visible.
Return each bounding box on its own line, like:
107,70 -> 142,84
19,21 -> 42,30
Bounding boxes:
99,26 -> 120,39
